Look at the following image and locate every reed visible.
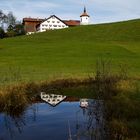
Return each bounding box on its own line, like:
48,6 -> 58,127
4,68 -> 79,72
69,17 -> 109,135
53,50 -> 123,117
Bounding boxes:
92,59 -> 140,139
0,85 -> 28,117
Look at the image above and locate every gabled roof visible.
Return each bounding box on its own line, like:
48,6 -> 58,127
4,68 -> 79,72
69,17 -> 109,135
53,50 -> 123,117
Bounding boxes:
35,16 -> 80,29
40,15 -> 68,26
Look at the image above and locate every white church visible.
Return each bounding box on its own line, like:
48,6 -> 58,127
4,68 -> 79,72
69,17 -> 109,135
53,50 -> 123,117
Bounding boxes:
80,7 -> 90,25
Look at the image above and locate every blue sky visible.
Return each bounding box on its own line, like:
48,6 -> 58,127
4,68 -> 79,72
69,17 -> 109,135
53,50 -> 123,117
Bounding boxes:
0,0 -> 140,23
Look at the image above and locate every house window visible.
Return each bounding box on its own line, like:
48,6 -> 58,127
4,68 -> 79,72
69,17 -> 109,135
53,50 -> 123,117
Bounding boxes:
54,96 -> 57,98
53,25 -> 57,27
47,21 -> 50,23
52,21 -> 55,23
57,21 -> 60,23
43,28 -> 46,30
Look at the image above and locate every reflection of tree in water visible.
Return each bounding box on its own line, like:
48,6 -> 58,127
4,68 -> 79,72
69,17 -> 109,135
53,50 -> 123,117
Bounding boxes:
2,103 -> 37,139
75,100 -> 104,140
0,88 -> 39,139
4,113 -> 26,138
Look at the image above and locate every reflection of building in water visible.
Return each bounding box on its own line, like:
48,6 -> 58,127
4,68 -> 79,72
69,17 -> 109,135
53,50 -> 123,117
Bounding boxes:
40,92 -> 67,107
80,99 -> 88,108
77,99 -> 104,139
80,99 -> 94,108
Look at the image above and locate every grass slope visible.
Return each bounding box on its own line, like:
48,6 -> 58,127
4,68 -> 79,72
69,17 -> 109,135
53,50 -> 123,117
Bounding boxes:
0,19 -> 140,82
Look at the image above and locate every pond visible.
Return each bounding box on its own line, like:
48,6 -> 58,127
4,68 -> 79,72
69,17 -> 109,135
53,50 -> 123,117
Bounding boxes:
0,93 -> 104,140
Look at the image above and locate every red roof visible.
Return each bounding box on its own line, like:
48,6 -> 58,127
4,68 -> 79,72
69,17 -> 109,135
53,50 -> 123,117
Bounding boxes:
23,18 -> 45,22
63,20 -> 80,26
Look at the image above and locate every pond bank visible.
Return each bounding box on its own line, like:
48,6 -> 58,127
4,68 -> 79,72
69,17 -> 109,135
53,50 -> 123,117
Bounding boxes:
0,76 -> 140,139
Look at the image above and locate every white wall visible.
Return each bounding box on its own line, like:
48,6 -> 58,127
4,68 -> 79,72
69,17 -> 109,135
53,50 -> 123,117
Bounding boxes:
80,16 -> 90,25
39,16 -> 68,32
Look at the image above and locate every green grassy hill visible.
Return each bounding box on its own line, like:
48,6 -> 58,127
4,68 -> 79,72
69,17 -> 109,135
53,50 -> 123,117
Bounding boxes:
0,19 -> 140,83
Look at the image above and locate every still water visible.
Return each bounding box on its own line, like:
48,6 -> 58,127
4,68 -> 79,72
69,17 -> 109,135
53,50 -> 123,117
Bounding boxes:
0,94 -> 103,140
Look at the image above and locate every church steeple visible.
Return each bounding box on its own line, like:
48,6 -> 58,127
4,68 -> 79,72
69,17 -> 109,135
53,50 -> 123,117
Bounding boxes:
80,6 -> 90,25
84,6 -> 86,13
80,6 -> 90,17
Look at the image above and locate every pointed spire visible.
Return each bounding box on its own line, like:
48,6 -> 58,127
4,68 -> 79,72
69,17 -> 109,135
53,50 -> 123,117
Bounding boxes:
80,6 -> 90,17
84,6 -> 86,13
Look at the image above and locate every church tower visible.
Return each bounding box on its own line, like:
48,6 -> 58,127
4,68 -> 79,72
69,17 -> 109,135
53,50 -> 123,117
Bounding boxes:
80,7 -> 90,25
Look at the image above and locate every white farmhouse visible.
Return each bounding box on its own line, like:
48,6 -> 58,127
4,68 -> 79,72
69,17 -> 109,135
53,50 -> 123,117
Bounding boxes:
36,15 -> 69,32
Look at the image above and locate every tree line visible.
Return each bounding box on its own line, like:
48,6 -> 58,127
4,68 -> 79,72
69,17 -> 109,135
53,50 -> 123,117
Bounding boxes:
0,10 -> 25,39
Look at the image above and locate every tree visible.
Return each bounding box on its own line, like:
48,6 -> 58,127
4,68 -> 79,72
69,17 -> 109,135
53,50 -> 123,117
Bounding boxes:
7,12 -> 16,27
6,23 -> 25,37
0,27 -> 5,38
0,10 -> 7,29
0,10 -> 25,38
6,25 -> 16,37
14,24 -> 25,35
7,24 -> 14,32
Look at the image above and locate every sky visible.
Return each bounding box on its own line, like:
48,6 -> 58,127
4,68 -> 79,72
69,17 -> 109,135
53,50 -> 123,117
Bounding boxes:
0,0 -> 140,24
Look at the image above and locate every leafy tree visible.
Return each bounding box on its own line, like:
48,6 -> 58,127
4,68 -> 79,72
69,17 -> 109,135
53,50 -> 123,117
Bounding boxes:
0,10 -> 25,38
14,24 -> 25,35
0,10 -> 7,29
7,12 -> 16,27
6,23 -> 25,37
6,25 -> 16,37
7,24 -> 14,32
